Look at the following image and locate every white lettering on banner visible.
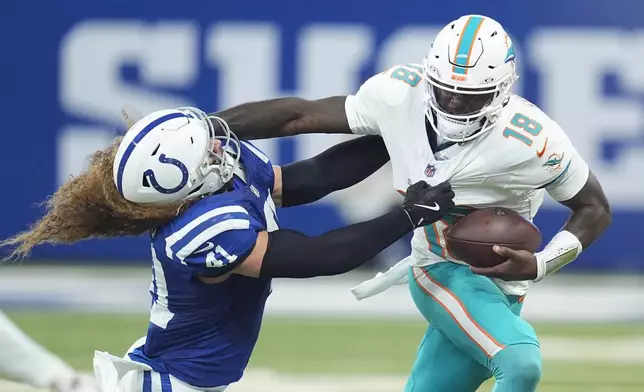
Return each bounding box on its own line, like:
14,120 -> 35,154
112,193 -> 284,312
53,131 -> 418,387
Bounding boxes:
530,30 -> 644,208
58,21 -> 198,185
60,21 -> 197,123
296,25 -> 374,99
205,23 -> 282,162
290,25 -> 374,169
376,27 -> 439,70
206,23 -> 281,107
206,23 -> 373,163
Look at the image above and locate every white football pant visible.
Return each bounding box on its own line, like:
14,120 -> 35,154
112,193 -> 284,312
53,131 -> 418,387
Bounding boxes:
94,337 -> 228,392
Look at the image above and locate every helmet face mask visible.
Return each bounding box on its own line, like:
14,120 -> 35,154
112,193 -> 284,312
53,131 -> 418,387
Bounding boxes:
182,107 -> 241,190
423,15 -> 518,143
114,107 -> 242,205
430,82 -> 496,117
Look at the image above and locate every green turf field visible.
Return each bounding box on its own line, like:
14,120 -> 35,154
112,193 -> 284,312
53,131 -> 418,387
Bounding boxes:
5,312 -> 644,391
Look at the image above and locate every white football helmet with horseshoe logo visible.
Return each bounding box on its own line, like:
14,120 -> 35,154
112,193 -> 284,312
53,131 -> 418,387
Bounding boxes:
113,107 -> 241,204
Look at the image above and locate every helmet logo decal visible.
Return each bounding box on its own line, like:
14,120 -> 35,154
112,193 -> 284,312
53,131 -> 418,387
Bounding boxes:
144,154 -> 190,194
504,33 -> 516,63
504,44 -> 516,63
116,112 -> 186,196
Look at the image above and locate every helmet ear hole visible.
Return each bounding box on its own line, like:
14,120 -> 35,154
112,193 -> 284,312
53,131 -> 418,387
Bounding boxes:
142,174 -> 151,188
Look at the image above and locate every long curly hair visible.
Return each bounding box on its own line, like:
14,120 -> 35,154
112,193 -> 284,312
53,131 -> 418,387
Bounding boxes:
0,137 -> 187,260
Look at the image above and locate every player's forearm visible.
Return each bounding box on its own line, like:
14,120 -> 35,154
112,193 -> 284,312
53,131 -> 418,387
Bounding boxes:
211,98 -> 304,140
210,96 -> 350,140
534,204 -> 611,282
259,209 -> 413,278
280,135 -> 390,207
561,204 -> 611,250
559,171 -> 612,249
534,171 -> 611,281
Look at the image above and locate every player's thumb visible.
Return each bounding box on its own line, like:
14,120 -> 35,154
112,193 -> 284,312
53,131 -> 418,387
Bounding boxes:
493,245 -> 515,257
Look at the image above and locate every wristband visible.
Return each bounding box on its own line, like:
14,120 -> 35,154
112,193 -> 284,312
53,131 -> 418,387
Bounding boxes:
534,230 -> 583,282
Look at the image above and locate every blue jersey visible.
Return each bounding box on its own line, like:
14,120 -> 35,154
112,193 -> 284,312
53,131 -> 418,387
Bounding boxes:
128,141 -> 279,388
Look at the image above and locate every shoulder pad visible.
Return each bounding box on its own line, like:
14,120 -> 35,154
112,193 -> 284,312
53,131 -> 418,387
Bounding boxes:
366,64 -> 424,106
166,204 -> 253,261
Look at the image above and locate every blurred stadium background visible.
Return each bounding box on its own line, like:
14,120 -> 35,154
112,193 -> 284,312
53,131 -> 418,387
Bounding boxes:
3,0 -> 644,391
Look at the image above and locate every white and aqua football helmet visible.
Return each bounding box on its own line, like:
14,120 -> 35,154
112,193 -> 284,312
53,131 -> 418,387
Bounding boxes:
113,107 -> 241,204
423,15 -> 518,142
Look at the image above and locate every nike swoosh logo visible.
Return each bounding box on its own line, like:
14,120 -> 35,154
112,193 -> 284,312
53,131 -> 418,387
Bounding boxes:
536,137 -> 548,158
414,202 -> 440,211
194,241 -> 215,254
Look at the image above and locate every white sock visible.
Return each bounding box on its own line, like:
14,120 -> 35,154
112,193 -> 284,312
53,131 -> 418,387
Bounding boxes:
0,310 -> 77,388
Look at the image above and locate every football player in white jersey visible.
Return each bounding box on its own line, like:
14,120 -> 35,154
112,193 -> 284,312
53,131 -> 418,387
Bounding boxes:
210,15 -> 612,392
0,311 -> 99,392
1,107 -> 453,391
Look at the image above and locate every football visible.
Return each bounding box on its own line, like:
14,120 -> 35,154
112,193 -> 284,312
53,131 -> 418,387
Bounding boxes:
445,208 -> 542,268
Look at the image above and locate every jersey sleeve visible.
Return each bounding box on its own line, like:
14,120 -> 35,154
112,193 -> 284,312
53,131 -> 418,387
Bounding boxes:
346,65 -> 422,136
347,68 -> 411,136
536,127 -> 590,202
184,227 -> 259,277
543,152 -> 590,202
166,205 -> 260,277
345,75 -> 383,136
240,140 -> 276,194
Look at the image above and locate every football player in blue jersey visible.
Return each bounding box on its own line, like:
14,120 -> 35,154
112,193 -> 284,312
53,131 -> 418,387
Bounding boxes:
1,107 -> 454,392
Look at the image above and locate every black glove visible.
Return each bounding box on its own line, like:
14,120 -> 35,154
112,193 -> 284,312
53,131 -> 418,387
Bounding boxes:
401,181 -> 455,228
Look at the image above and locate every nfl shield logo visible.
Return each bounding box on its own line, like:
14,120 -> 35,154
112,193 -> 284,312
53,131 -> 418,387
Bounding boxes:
424,163 -> 436,178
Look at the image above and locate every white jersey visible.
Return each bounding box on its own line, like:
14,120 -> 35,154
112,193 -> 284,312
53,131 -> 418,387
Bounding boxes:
345,64 -> 589,296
